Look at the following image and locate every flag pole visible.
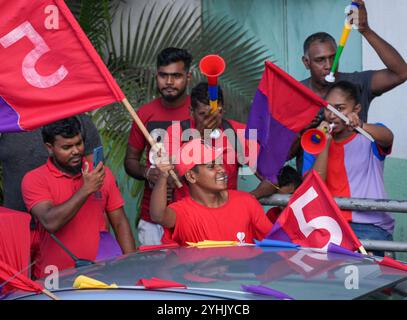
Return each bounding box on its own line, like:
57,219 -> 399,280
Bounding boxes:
121,98 -> 182,188
41,288 -> 60,300
326,104 -> 374,142
358,245 -> 368,255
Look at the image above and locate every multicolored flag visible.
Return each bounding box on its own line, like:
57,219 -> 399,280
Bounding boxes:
245,61 -> 326,183
266,170 -> 362,252
0,0 -> 124,132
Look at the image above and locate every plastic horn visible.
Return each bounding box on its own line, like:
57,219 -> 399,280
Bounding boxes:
199,55 -> 226,113
301,128 -> 327,155
301,124 -> 335,155
325,2 -> 360,83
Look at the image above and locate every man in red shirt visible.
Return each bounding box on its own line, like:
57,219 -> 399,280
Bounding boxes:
125,47 -> 192,246
149,138 -> 272,246
22,117 -> 136,278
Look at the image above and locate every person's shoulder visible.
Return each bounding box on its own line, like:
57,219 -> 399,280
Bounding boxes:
134,98 -> 163,121
22,163 -> 48,184
137,98 -> 161,112
338,70 -> 375,82
27,162 -> 48,175
168,196 -> 191,212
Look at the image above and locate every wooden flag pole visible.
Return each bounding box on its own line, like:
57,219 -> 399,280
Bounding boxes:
42,289 -> 60,300
358,245 -> 368,255
121,98 -> 182,188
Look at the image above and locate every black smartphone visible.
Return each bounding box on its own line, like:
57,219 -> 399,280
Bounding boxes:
93,146 -> 103,169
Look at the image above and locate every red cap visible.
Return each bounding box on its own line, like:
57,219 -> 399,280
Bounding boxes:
175,138 -> 224,177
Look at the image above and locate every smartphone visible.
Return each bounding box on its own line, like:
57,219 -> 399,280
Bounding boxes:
93,146 -> 103,169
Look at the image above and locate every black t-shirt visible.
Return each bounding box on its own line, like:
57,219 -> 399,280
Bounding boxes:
0,113 -> 101,212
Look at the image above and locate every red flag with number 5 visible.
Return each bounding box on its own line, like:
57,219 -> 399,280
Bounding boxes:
0,0 -> 124,132
266,170 -> 362,251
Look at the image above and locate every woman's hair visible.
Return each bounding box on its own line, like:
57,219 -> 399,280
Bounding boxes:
326,80 -> 361,104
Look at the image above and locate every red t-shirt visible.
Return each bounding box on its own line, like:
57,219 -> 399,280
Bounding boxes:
127,97 -> 191,222
22,158 -> 124,278
167,190 -> 272,246
165,118 -> 251,201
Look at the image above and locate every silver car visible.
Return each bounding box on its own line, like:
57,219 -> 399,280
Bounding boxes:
3,245 -> 407,300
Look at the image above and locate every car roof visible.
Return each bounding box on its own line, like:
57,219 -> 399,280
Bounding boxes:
5,246 -> 407,300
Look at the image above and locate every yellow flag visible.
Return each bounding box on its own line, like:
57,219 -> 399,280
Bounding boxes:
186,240 -> 239,248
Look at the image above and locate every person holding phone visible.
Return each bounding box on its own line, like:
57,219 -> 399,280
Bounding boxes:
0,113 -> 101,213
21,117 -> 136,278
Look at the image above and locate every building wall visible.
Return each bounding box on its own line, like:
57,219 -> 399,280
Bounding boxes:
203,0 -> 362,79
362,0 -> 407,261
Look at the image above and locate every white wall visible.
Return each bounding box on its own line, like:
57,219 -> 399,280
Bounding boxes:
362,0 -> 407,159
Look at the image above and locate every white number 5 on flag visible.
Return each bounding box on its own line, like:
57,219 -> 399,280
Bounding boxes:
0,21 -> 68,88
290,187 -> 343,250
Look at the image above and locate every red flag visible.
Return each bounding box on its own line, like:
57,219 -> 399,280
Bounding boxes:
137,243 -> 180,252
378,256 -> 407,272
0,0 -> 125,132
136,277 -> 187,289
0,207 -> 31,277
266,170 -> 362,251
0,260 -> 43,294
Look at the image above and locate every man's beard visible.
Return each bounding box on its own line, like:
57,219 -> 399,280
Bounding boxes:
158,86 -> 186,103
52,157 -> 83,176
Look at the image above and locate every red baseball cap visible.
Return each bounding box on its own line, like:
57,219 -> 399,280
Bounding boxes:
174,138 -> 224,177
